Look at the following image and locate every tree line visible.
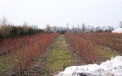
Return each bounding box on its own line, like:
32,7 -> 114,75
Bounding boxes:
0,17 -> 43,39
45,23 -> 115,34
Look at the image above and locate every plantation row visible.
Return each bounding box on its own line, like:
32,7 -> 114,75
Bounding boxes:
0,33 -> 47,55
65,33 -> 99,64
14,33 -> 59,75
0,32 -> 121,75
73,33 -> 122,53
75,33 -> 122,39
65,32 -> 122,64
0,33 -> 59,75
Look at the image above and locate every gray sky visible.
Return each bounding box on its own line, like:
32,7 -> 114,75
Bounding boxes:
0,0 -> 122,28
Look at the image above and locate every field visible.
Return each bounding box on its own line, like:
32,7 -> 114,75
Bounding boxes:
0,32 -> 121,76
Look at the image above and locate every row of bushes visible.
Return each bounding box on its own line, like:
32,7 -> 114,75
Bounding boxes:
0,25 -> 43,39
65,33 -> 98,64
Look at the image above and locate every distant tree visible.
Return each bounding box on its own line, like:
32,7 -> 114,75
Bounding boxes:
66,23 -> 69,32
107,26 -> 114,32
95,26 -> 100,32
60,29 -> 66,34
120,22 -> 122,28
0,16 -> 7,26
31,25 -> 38,29
81,23 -> 86,32
51,26 -> 57,32
87,25 -> 95,32
54,26 -> 57,32
10,26 -> 18,37
28,28 -> 35,35
23,21 -> 29,32
0,16 -> 11,37
72,25 -> 75,32
18,26 -> 25,36
37,29 -> 43,33
0,33 -> 3,39
46,24 -> 51,33
0,17 -> 43,39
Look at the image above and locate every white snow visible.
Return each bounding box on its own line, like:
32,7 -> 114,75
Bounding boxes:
112,28 -> 122,33
55,56 -> 122,76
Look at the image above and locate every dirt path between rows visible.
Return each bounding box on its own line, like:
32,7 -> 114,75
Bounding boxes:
22,35 -> 83,76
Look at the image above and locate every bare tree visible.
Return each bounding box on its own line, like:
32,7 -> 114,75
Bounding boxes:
107,26 -> 114,32
46,24 -> 51,33
53,26 -> 57,32
23,21 -> 29,32
31,25 -> 38,29
66,23 -> 69,32
88,26 -> 95,32
0,16 -> 11,36
77,24 -> 81,32
120,22 -> 122,28
0,16 -> 8,27
81,23 -> 86,32
72,25 -> 75,32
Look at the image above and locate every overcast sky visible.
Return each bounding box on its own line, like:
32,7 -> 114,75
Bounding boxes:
0,0 -> 122,28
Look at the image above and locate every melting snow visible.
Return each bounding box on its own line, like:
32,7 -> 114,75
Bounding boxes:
112,28 -> 122,33
55,56 -> 122,76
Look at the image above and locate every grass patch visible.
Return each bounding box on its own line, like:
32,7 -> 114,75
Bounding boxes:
45,35 -> 71,73
0,54 -> 16,76
98,46 -> 118,62
46,50 -> 71,72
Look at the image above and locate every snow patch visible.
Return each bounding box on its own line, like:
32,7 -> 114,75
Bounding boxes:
55,56 -> 122,76
112,28 -> 122,33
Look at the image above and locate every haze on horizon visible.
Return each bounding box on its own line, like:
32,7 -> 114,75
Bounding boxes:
0,0 -> 122,29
